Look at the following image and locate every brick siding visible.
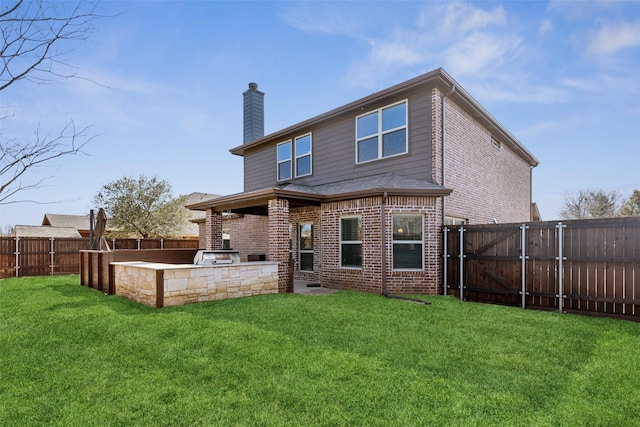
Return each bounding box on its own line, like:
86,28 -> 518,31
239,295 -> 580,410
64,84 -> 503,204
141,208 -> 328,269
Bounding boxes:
438,89 -> 532,224
267,199 -> 291,292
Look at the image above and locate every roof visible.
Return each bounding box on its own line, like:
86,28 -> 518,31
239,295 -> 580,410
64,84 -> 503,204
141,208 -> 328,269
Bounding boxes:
15,225 -> 82,238
42,214 -> 92,230
230,68 -> 539,167
186,173 -> 452,213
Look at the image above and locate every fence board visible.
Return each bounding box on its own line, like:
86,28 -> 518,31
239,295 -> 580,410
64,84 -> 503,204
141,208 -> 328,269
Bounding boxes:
444,217 -> 640,322
0,237 -> 199,278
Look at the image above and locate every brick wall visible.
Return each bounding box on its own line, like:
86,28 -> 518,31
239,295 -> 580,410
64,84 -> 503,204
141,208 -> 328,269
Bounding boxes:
205,209 -> 222,250
434,89 -> 532,224
268,199 -> 291,292
225,215 -> 269,262
320,196 -> 442,295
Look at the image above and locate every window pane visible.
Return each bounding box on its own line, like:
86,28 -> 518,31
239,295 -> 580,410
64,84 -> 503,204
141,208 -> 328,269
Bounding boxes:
341,243 -> 362,267
382,103 -> 406,131
341,217 -> 361,241
277,142 -> 291,161
393,243 -> 422,269
393,216 -> 422,240
357,112 -> 378,138
382,129 -> 406,157
357,137 -> 378,162
300,252 -> 314,271
295,135 -> 311,155
222,229 -> 231,250
278,160 -> 291,180
300,223 -> 313,250
296,155 -> 311,176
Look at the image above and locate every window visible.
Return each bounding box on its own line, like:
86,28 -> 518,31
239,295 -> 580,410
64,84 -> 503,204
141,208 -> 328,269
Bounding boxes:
340,216 -> 362,268
277,141 -> 292,181
222,229 -> 231,250
444,217 -> 467,226
277,133 -> 313,180
299,223 -> 313,271
392,215 -> 423,270
356,100 -> 407,163
295,134 -> 312,177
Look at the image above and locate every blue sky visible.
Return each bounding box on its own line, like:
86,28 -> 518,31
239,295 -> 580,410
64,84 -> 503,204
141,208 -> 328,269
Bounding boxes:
2,0 -> 639,226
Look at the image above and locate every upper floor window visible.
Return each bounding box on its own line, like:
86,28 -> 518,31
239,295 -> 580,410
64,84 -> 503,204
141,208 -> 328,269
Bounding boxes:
295,134 -> 312,177
277,141 -> 292,181
277,133 -> 313,181
356,100 -> 407,163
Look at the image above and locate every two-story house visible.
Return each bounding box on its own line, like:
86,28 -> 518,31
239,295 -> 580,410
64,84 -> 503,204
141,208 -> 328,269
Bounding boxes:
188,68 -> 538,295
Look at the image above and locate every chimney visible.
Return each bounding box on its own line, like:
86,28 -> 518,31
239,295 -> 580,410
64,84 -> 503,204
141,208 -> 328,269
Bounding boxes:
243,82 -> 264,144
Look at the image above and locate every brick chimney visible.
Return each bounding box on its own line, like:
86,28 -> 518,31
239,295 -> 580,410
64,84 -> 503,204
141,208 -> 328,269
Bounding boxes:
243,82 -> 264,144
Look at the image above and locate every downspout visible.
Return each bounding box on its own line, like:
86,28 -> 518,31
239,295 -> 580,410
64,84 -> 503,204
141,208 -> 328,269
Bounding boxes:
381,192 -> 431,305
530,166 -> 534,221
440,84 -> 456,296
441,83 -> 456,225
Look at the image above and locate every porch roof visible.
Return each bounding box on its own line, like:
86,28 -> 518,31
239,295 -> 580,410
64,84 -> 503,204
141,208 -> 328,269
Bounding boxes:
186,173 -> 451,215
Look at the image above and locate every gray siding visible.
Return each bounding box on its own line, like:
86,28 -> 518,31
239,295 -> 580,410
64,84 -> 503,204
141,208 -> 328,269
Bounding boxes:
243,88 -> 434,192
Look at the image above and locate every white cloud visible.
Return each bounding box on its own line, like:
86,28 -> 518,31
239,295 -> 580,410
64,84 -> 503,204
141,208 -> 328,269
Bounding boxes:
369,39 -> 423,66
445,32 -> 521,77
439,2 -> 506,35
538,19 -> 553,37
279,3 -> 363,37
586,20 -> 640,55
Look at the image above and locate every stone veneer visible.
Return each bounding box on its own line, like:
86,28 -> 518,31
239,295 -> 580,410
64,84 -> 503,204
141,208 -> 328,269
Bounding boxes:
112,261 -> 279,308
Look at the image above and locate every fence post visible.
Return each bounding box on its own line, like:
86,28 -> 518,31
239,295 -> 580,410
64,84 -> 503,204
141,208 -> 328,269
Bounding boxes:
137,238 -> 141,250
50,237 -> 55,276
520,224 -> 528,309
14,236 -> 19,277
443,227 -> 449,296
459,226 -> 465,301
160,238 -> 164,249
556,222 -> 566,314
112,238 -> 116,249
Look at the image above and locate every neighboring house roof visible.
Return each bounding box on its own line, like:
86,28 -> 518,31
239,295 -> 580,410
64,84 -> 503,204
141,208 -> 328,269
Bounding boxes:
230,68 -> 539,167
15,225 -> 82,238
42,214 -> 92,230
182,192 -> 220,227
187,173 -> 451,214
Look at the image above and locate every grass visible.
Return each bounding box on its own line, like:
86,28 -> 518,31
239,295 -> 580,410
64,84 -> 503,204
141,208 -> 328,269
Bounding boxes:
1,276 -> 640,426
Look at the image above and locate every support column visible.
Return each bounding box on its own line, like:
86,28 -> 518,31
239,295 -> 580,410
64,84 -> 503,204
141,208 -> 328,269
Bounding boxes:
205,209 -> 223,250
268,199 -> 291,293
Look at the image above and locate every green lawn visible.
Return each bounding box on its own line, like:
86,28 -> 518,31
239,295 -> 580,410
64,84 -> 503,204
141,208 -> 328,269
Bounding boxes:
1,276 -> 640,426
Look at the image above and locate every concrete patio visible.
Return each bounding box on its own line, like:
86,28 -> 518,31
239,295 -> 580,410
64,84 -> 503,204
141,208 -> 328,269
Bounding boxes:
293,280 -> 340,296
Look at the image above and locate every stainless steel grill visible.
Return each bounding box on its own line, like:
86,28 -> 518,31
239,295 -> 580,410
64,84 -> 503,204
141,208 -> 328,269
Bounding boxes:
193,250 -> 241,265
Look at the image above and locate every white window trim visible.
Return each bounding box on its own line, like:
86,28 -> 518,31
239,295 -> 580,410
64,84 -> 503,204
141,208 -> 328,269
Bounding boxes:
391,214 -> 424,271
339,215 -> 362,269
299,222 -> 313,272
294,133 -> 313,178
276,140 -> 292,181
355,99 -> 408,164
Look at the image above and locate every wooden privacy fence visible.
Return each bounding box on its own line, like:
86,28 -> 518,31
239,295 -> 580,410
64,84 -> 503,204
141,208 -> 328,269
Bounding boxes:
443,217 -> 640,321
0,237 -> 199,279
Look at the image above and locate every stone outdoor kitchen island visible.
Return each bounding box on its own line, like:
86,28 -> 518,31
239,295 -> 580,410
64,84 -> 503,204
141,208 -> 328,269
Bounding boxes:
112,260 -> 279,308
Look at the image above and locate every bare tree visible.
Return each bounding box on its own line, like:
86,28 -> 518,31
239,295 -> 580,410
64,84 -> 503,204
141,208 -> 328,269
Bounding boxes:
0,0 -> 101,204
559,189 -> 621,219
1,0 -> 100,90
